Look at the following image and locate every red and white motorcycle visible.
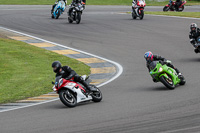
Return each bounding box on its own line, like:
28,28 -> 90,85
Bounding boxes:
52,75 -> 102,108
132,0 -> 146,20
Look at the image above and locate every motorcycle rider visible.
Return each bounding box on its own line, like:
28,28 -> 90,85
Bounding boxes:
144,51 -> 182,82
189,23 -> 200,53
132,0 -> 138,8
51,0 -> 67,14
52,61 -> 95,92
175,0 -> 182,10
68,0 -> 85,16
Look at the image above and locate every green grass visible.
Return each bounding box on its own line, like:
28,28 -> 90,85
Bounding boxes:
0,38 -> 90,104
0,0 -> 199,6
145,11 -> 200,18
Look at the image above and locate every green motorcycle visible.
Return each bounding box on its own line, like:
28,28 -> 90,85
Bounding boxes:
149,61 -> 186,90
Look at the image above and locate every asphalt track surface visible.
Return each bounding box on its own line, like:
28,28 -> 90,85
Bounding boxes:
1,5 -> 200,133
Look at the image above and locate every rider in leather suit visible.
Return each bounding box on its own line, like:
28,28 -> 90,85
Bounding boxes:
144,51 -> 182,82
51,0 -> 67,14
52,61 -> 94,92
189,23 -> 200,53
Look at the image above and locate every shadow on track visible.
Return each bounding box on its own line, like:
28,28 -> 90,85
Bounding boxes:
46,101 -> 99,109
178,57 -> 200,63
135,85 -> 183,92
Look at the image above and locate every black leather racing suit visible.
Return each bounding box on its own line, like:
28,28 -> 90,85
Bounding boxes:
68,0 -> 86,16
55,66 -> 91,91
189,28 -> 200,53
146,55 -> 180,75
175,0 -> 182,9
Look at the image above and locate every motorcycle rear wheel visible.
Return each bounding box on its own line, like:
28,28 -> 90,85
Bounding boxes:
179,76 -> 186,85
59,90 -> 77,107
160,75 -> 175,90
90,85 -> 102,102
132,12 -> 137,19
163,6 -> 169,12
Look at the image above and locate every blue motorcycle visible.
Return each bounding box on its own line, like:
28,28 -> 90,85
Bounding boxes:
52,0 -> 66,19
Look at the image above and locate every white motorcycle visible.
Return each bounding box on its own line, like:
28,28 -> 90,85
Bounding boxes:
132,0 -> 146,20
52,75 -> 102,108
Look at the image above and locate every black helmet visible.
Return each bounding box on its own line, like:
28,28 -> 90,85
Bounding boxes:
52,61 -> 62,73
190,23 -> 197,31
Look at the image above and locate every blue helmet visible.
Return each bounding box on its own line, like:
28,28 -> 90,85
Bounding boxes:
144,51 -> 154,63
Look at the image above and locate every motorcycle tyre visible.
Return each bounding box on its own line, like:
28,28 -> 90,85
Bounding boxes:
160,75 -> 175,90
59,90 -> 77,108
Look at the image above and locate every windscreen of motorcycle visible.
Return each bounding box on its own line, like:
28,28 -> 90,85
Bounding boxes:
197,37 -> 200,44
55,75 -> 62,87
138,0 -> 145,6
149,61 -> 159,71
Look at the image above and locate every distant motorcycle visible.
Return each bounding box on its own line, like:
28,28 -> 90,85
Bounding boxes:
52,75 -> 102,107
163,0 -> 186,12
52,0 -> 66,19
68,1 -> 84,24
132,0 -> 146,20
149,61 -> 186,90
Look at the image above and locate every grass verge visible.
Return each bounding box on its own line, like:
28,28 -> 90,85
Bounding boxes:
145,11 -> 200,18
0,0 -> 199,6
0,38 -> 90,104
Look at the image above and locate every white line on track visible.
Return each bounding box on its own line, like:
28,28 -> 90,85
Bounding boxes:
146,14 -> 200,20
0,26 -> 123,113
160,125 -> 200,133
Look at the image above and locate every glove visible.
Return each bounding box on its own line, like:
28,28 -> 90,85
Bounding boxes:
190,39 -> 195,44
166,60 -> 171,64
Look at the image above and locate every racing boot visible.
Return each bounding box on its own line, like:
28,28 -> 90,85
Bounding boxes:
175,68 -> 183,79
194,48 -> 199,54
81,80 -> 96,92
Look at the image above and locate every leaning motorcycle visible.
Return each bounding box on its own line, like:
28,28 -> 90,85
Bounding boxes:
163,0 -> 186,12
52,1 -> 66,19
68,2 -> 84,24
52,75 -> 102,107
149,61 -> 186,90
132,0 -> 146,20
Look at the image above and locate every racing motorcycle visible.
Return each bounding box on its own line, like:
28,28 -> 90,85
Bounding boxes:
68,1 -> 84,24
51,0 -> 66,19
132,0 -> 146,20
149,61 -> 186,90
163,0 -> 187,12
52,75 -> 102,107
193,37 -> 200,53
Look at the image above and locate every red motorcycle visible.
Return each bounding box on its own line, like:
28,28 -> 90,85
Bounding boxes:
52,75 -> 102,108
163,0 -> 186,12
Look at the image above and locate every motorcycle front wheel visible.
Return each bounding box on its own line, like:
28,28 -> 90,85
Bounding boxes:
177,5 -> 184,12
76,12 -> 81,24
59,89 -> 77,107
68,17 -> 73,23
139,10 -> 144,20
179,75 -> 186,85
160,75 -> 175,90
51,14 -> 55,19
